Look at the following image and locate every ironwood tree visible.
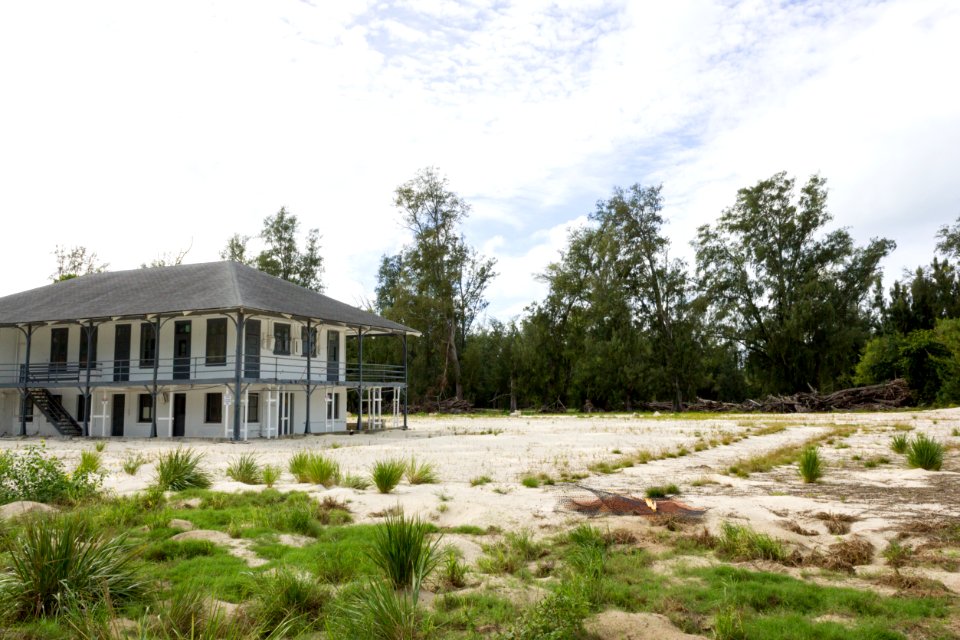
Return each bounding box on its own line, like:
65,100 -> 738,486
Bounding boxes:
375,167 -> 496,403
694,172 -> 894,394
222,207 -> 324,291
51,246 -> 108,282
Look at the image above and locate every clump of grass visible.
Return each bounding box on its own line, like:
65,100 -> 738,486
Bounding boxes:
890,433 -> 910,454
289,451 -> 340,486
893,423 -> 914,432
520,475 -> 540,488
797,446 -> 823,483
225,453 -> 262,484
372,458 -> 407,494
0,515 -> 146,620
645,483 -> 680,498
289,450 -> 310,481
94,441 -> 106,453
883,539 -> 914,570
121,453 -> 148,476
716,522 -> 786,562
154,447 -> 212,491
406,457 -> 439,484
369,510 -> 442,591
342,473 -> 371,490
261,464 -> 281,488
470,475 -> 492,486
251,568 -> 329,634
330,579 -> 424,640
441,548 -> 468,589
907,434 -> 944,471
75,450 -> 102,476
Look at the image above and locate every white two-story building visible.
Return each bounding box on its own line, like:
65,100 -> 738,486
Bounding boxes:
0,261 -> 417,439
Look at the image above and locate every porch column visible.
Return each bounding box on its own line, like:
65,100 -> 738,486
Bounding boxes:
305,319 -> 312,434
19,325 -> 33,437
356,328 -> 363,431
82,320 -> 94,437
150,317 -> 161,438
402,332 -> 408,430
233,311 -> 245,441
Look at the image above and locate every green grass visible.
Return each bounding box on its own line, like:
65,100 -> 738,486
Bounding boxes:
645,483 -> 680,498
94,441 -> 106,453
122,452 -> 149,476
797,446 -> 823,483
368,510 -> 442,591
342,473 -> 371,490
288,451 -> 340,486
906,434 -> 944,471
890,433 -> 910,454
470,475 -> 493,486
225,453 -> 262,484
371,458 -> 406,494
76,450 -> 102,476
716,522 -> 787,562
261,464 -> 281,488
154,447 -> 212,491
405,457 -> 439,484
520,475 -> 540,488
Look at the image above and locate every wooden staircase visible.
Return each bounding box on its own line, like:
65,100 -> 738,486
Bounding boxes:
27,388 -> 83,437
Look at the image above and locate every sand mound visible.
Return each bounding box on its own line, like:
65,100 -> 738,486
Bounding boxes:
584,610 -> 708,639
171,529 -> 267,567
0,501 -> 57,520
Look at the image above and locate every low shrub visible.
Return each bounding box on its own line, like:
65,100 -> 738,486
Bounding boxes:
907,434 -> 944,471
0,444 -> 100,505
225,453 -> 262,484
154,447 -> 212,491
372,458 -> 406,494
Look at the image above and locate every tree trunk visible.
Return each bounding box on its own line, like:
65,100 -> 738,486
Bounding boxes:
510,376 -> 517,412
447,319 -> 464,401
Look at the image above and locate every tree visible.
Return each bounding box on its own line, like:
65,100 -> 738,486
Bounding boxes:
141,242 -> 192,268
936,215 -> 960,258
51,246 -> 108,282
221,207 -> 324,291
375,168 -> 496,402
694,172 -> 895,394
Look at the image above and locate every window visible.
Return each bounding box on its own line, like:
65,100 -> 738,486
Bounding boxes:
79,326 -> 98,369
205,393 -> 222,423
138,394 -> 153,423
206,318 -> 227,365
50,327 -> 69,365
247,393 -> 260,423
274,323 -> 291,355
76,394 -> 88,422
301,326 -> 317,357
23,398 -> 33,422
327,392 -> 339,420
139,323 -> 156,368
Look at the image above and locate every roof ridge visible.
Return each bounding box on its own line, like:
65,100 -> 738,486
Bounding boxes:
226,261 -> 243,307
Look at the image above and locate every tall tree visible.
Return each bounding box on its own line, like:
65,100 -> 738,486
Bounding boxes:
221,207 -> 324,291
376,168 -> 496,402
141,242 -> 192,268
51,245 -> 108,282
694,172 -> 895,394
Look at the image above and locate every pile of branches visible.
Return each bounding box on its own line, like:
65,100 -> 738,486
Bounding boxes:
639,379 -> 911,413
409,398 -> 474,414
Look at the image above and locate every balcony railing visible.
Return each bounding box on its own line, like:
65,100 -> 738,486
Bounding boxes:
0,355 -> 405,386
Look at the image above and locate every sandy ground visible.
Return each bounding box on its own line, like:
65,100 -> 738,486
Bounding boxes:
3,408 -> 960,589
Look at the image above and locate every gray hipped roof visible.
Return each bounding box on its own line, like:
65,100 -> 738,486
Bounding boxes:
0,261 -> 417,335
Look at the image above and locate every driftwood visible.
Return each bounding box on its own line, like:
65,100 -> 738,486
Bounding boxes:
638,379 -> 911,413
409,398 -> 473,414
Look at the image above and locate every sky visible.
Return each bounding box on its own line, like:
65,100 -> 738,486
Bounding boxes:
1,0 -> 958,322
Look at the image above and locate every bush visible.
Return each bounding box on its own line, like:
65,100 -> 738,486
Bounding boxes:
369,510 -> 442,591
0,444 -> 100,505
797,446 -> 823,483
406,457 -> 438,484
372,459 -> 406,494
225,453 -> 262,484
907,434 -> 944,471
0,514 -> 145,620
890,434 -> 910,454
154,447 -> 212,491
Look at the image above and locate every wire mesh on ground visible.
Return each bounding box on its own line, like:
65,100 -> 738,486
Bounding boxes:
558,484 -> 707,517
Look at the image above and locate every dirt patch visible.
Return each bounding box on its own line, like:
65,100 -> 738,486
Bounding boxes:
806,537 -> 875,573
584,610 -> 709,639
171,529 -> 267,567
814,512 -> 859,535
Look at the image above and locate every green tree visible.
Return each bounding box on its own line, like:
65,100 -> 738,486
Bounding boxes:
936,215 -> 960,258
376,168 -> 496,402
51,246 -> 108,282
221,207 -> 324,291
141,242 -> 191,268
694,172 -> 894,394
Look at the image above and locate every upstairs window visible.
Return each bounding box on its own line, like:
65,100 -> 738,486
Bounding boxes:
206,318 -> 227,365
274,323 -> 291,355
79,326 -> 98,369
301,326 -> 317,357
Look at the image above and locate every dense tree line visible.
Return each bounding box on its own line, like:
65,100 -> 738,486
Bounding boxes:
375,168 -> 959,410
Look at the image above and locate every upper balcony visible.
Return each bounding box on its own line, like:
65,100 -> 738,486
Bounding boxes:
0,355 -> 404,388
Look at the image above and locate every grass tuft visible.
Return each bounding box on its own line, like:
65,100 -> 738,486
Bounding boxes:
372,458 -> 407,494
225,453 -> 262,484
406,457 -> 439,484
890,434 -> 910,454
342,473 -> 371,490
645,483 -> 680,498
797,446 -> 823,483
906,434 -> 944,471
369,509 -> 442,591
121,453 -> 148,476
154,447 -> 212,491
261,464 -> 281,488
716,522 -> 786,562
470,475 -> 493,486
76,450 -> 103,476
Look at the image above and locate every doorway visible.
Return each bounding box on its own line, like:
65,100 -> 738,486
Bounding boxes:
173,393 -> 186,437
173,321 -> 191,380
111,394 -> 125,437
278,391 -> 294,435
